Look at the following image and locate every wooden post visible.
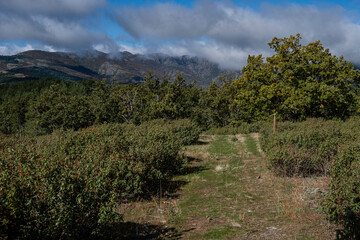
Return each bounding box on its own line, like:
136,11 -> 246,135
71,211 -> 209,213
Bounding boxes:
273,113 -> 277,133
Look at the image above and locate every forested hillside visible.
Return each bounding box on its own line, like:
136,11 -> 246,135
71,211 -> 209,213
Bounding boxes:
0,50 -> 233,86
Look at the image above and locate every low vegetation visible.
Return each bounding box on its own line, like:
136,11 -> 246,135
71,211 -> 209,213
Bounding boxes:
204,121 -> 267,135
322,141 -> 360,239
0,119 -> 200,239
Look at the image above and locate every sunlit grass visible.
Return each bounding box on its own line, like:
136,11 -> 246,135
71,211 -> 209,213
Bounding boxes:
244,134 -> 261,157
208,135 -> 238,155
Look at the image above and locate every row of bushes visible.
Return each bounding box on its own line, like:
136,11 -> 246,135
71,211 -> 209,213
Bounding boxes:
259,117 -> 360,237
0,119 -> 200,239
204,121 -> 268,135
260,119 -> 356,176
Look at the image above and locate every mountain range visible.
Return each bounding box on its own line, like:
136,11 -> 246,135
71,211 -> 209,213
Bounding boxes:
0,50 -> 238,86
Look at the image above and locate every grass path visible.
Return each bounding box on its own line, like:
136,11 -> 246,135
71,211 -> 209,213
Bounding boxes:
121,134 -> 337,239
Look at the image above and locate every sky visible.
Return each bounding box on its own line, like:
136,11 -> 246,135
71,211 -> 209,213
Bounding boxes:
0,0 -> 360,70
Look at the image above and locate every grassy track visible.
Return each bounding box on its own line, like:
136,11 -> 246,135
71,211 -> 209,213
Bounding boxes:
120,134 -> 337,239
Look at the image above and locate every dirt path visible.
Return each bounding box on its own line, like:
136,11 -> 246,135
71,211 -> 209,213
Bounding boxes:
120,134 -> 338,239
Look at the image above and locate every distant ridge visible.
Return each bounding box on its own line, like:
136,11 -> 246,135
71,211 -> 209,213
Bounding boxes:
0,50 -> 237,86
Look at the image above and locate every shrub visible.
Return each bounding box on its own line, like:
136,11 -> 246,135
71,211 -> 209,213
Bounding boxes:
0,119 -> 199,239
260,119 -> 357,177
322,142 -> 360,238
134,119 -> 201,146
259,120 -> 297,152
167,119 -> 202,145
0,139 -> 124,239
205,121 -> 269,135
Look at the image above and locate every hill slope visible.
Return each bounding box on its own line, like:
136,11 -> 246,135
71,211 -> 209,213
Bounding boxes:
0,50 -> 236,86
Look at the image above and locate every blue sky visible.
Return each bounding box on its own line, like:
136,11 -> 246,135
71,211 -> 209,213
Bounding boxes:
1,0 -> 360,69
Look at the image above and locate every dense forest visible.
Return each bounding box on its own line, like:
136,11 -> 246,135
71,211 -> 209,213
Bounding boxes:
2,35 -> 360,238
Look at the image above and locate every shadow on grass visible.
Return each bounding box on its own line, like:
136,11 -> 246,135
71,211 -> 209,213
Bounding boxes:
142,164 -> 209,200
180,165 -> 208,175
193,140 -> 210,145
185,155 -> 203,163
105,222 -> 190,239
335,228 -> 360,240
114,222 -> 182,239
113,154 -> 207,239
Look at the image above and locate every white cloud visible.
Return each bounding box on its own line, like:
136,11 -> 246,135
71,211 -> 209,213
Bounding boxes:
159,40 -> 268,69
0,0 -> 115,53
116,0 -> 223,39
118,44 -> 147,54
0,0 -> 106,17
115,1 -> 360,69
0,44 -> 34,55
1,0 -> 360,70
0,44 -> 59,56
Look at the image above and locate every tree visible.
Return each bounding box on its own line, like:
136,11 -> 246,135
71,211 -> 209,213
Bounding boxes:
89,80 -> 114,124
0,97 -> 28,134
198,75 -> 236,127
28,84 -> 94,133
232,34 -> 360,122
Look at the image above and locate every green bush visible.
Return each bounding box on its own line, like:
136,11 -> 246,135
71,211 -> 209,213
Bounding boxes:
0,119 -> 199,239
142,119 -> 202,145
322,142 -> 360,238
0,138 -> 124,239
260,119 -> 358,177
205,121 -> 269,135
259,120 -> 297,153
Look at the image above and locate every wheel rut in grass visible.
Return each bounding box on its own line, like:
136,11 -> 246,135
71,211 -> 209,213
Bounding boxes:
120,134 -> 337,239
173,134 -> 336,239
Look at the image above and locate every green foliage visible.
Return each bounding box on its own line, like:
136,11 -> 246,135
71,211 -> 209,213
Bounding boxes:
103,73 -> 203,126
0,96 -> 28,134
322,142 -> 360,238
260,119 -> 358,176
0,78 -> 97,135
0,78 -> 95,101
0,74 -> 207,134
140,119 -> 202,146
28,84 -> 94,133
233,34 -> 360,122
198,76 -> 237,127
205,121 -> 268,135
0,119 -> 200,239
3,40 -> 360,135
1,133 -> 123,239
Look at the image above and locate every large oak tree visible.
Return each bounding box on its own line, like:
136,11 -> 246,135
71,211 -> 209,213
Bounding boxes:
232,34 -> 360,122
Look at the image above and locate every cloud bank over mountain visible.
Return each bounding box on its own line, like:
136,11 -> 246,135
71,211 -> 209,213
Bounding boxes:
1,0 -> 360,69
115,1 -> 360,69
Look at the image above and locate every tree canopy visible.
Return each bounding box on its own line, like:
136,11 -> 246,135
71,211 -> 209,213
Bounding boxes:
232,34 -> 360,122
